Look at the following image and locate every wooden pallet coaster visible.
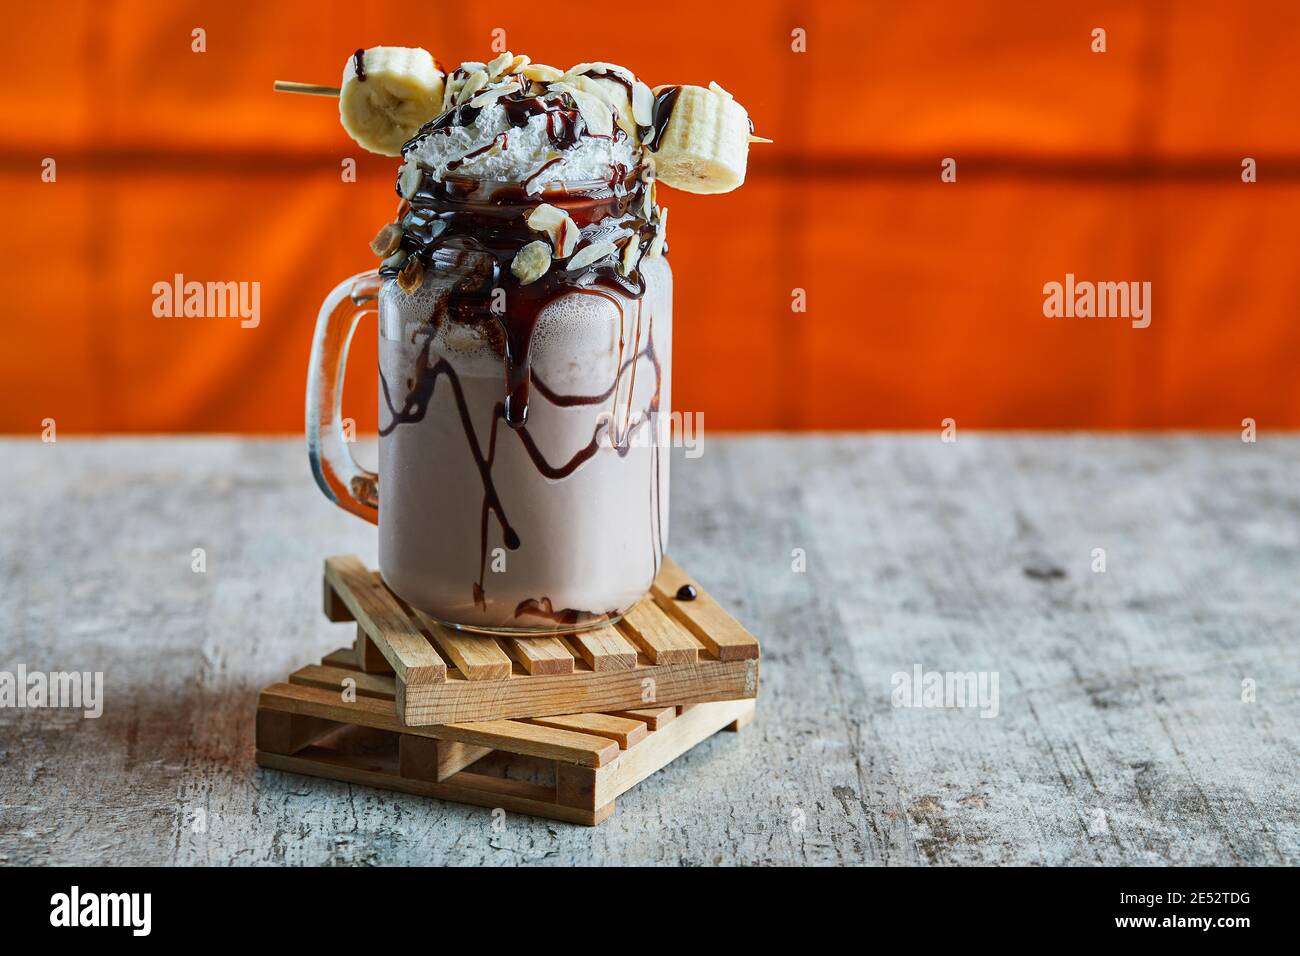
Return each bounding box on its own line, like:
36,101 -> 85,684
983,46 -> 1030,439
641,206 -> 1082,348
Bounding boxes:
255,644 -> 757,826
322,555 -> 761,725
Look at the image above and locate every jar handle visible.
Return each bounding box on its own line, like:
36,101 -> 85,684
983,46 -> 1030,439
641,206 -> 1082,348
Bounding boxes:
306,270 -> 384,525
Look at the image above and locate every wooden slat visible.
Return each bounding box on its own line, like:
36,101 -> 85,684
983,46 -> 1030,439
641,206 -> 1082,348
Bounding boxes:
444,719 -> 620,767
437,741 -> 495,780
726,708 -> 757,732
410,610 -> 512,681
567,625 -> 638,671
255,750 -> 610,826
258,682 -> 619,767
255,709 -> 337,755
397,735 -> 440,781
619,601 -> 701,664
293,665 -> 670,754
526,713 -> 649,749
502,635 -> 575,675
556,764 -> 598,811
354,626 -> 395,675
323,577 -> 353,622
290,664 -> 396,701
650,557 -> 760,662
260,681 -> 429,734
293,660 -> 702,736
323,556 -> 446,684
399,736 -> 493,782
321,646 -> 359,670
589,699 -> 756,808
610,706 -> 677,730
400,657 -> 758,725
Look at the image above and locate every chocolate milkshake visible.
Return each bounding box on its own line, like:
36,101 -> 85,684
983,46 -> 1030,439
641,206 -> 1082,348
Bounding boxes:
377,247 -> 671,631
307,49 -> 756,634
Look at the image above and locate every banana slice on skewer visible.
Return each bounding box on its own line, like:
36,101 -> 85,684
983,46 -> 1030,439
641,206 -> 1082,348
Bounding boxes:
339,46 -> 445,156
650,84 -> 750,195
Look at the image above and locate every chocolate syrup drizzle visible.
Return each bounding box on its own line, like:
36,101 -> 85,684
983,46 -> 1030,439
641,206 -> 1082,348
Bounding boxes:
378,80 -> 672,619
646,86 -> 681,151
352,49 -> 367,81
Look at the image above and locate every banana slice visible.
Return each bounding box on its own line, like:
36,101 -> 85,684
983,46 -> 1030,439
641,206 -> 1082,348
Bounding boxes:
340,46 -> 445,156
651,84 -> 749,195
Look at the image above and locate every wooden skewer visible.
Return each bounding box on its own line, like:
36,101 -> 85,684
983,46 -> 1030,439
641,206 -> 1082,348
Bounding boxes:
272,79 -> 772,142
273,80 -> 342,97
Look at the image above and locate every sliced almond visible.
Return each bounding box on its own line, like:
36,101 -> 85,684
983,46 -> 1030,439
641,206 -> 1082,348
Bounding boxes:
523,63 -> 564,83
396,256 -> 425,294
631,81 -> 654,126
525,203 -> 580,257
470,82 -> 518,109
708,80 -> 734,100
506,54 -> 531,74
440,75 -> 463,112
457,69 -> 489,105
511,240 -> 551,285
565,62 -> 635,82
619,235 -> 642,276
567,240 -> 617,271
369,222 -> 402,258
398,161 -> 423,199
646,207 -> 668,258
486,51 -> 514,79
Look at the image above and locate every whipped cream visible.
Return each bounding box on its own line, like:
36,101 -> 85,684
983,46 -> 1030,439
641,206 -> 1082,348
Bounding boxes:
406,99 -> 639,191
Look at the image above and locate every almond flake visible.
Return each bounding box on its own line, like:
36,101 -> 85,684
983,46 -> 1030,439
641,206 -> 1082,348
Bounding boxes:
525,203 -> 580,257
369,222 -> 402,258
523,63 -> 563,83
457,69 -> 488,104
631,81 -> 654,126
708,81 -> 734,100
646,207 -> 668,258
396,256 -> 425,294
511,240 -> 551,285
565,62 -> 635,82
440,76 -> 463,111
619,235 -> 642,276
398,161 -> 423,199
486,51 -> 514,79
567,240 -> 617,271
470,82 -> 518,109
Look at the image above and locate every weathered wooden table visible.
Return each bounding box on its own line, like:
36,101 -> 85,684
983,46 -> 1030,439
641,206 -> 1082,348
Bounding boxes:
1,436 -> 1296,865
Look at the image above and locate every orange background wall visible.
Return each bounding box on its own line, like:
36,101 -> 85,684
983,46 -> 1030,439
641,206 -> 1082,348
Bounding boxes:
3,0 -> 1298,433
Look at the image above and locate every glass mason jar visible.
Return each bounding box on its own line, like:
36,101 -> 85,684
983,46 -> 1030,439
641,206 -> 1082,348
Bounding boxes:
307,179 -> 672,635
